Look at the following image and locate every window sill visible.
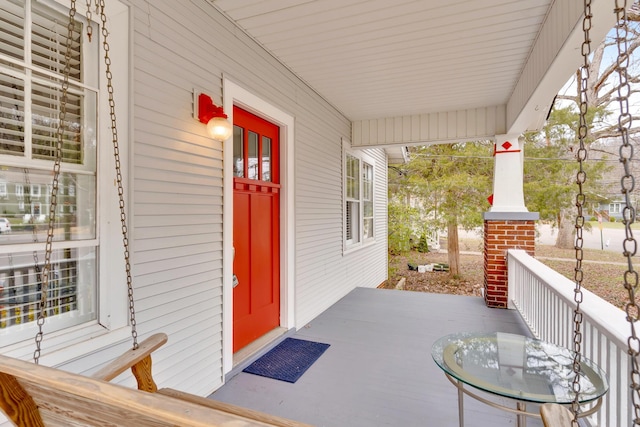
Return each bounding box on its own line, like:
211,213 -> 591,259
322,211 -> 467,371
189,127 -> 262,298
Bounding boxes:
343,238 -> 376,255
1,323 -> 131,368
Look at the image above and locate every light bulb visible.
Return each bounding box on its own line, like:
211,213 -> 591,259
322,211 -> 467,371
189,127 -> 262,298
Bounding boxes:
207,116 -> 233,141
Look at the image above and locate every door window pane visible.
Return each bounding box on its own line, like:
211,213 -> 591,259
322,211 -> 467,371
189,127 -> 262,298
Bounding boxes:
248,131 -> 258,180
262,136 -> 271,182
233,125 -> 244,178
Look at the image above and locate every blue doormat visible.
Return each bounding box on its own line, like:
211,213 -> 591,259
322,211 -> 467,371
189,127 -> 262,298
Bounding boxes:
243,338 -> 330,383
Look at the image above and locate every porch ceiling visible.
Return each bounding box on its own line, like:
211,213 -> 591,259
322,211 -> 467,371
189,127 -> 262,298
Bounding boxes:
211,0 -> 619,148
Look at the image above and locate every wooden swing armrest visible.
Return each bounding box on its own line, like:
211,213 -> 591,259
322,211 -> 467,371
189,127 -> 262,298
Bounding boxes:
540,403 -> 574,427
91,333 -> 168,385
157,387 -> 313,427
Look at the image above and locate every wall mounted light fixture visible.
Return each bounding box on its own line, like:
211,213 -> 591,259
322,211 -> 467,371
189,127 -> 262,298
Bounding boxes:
196,92 -> 233,141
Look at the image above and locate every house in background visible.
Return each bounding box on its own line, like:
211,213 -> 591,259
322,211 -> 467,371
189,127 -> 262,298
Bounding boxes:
0,1 -> 626,423
598,198 -> 640,222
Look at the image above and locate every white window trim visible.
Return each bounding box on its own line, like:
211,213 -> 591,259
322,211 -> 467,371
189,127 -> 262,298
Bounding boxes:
342,138 -> 375,254
0,0 -> 132,362
30,184 -> 41,199
222,77 -> 296,375
15,184 -> 24,199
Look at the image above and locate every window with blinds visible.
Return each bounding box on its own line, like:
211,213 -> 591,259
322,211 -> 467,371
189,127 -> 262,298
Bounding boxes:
362,163 -> 374,240
344,149 -> 375,251
0,0 -> 98,339
345,153 -> 360,245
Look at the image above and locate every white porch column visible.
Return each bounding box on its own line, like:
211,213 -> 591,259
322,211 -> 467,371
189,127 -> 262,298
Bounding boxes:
484,134 -> 538,308
489,134 -> 527,212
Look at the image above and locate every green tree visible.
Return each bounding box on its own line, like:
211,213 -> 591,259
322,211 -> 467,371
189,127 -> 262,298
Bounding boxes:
523,109 -> 611,249
387,200 -> 419,254
390,142 -> 493,276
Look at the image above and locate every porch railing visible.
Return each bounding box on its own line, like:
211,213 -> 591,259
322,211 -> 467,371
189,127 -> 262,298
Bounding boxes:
0,259 -> 77,329
507,249 -> 632,427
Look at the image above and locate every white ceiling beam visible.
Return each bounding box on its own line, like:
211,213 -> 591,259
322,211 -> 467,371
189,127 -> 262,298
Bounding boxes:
506,0 -> 621,134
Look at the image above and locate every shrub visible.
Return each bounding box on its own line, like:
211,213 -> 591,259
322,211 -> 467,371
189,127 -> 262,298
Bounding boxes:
417,233 -> 429,253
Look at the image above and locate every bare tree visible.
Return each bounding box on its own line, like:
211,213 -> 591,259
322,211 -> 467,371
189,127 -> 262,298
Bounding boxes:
552,4 -> 640,248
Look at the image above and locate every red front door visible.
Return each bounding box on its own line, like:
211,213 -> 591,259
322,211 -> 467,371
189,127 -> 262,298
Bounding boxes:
232,106 -> 280,353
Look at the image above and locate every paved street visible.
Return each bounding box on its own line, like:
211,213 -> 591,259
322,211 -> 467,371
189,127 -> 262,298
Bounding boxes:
458,223 -> 639,253
536,223 -> 633,252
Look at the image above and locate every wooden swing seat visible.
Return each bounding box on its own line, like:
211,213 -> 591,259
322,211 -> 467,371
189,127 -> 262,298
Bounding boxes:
0,333 -> 312,427
540,403 -> 574,427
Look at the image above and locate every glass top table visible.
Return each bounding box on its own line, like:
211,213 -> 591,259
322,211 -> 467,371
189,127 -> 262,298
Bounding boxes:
432,332 -> 609,426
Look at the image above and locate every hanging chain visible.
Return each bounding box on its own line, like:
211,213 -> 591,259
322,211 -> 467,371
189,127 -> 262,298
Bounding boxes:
570,0 -> 592,422
84,0 -> 93,42
34,0 -> 77,364
97,0 -> 138,349
614,0 -> 640,423
24,168 -> 42,295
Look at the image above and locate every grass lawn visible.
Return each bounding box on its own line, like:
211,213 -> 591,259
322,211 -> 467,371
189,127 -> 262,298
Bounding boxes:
388,236 -> 635,311
588,220 -> 640,230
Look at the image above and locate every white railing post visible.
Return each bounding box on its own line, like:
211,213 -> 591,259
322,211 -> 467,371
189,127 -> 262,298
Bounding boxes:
507,249 -> 631,427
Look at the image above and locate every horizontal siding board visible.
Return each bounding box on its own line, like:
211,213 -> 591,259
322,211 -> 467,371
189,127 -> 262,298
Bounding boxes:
132,120 -> 223,158
133,214 -> 223,229
143,318 -> 222,390
134,241 -> 223,264
137,284 -> 219,322
134,270 -> 222,301
132,117 -> 220,154
135,202 -> 223,216
135,169 -> 223,186
133,155 -> 221,177
134,233 -> 219,253
297,237 -> 342,253
134,191 -> 221,206
135,178 -> 223,196
134,224 -> 222,241
134,256 -> 222,284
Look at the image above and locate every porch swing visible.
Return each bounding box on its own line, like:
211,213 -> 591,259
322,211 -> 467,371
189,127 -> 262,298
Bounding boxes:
0,2 -> 309,426
540,0 -> 639,425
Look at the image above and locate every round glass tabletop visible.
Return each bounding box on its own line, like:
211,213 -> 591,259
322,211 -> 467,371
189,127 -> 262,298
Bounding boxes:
432,332 -> 609,404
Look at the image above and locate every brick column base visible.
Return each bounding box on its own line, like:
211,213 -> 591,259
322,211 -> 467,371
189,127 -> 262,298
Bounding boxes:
483,213 -> 538,308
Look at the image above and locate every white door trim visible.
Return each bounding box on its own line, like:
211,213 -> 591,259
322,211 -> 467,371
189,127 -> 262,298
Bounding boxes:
222,77 -> 295,375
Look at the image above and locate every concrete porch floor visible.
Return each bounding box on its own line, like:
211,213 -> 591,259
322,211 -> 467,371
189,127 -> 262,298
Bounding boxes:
211,287 -> 544,426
